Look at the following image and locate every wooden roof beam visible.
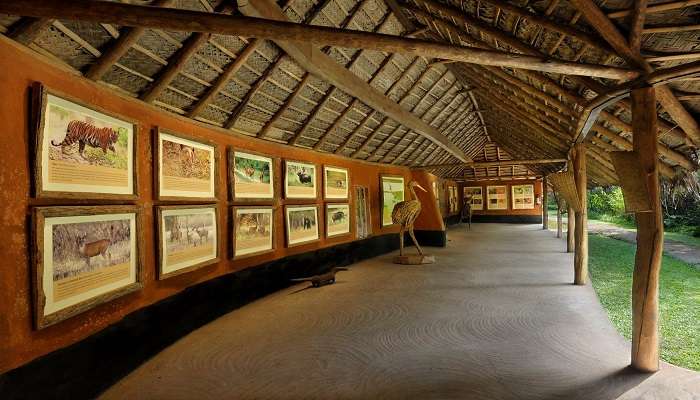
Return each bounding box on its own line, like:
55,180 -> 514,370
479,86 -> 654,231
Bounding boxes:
0,0 -> 639,80
415,158 -> 568,170
7,17 -> 54,45
608,0 -> 700,18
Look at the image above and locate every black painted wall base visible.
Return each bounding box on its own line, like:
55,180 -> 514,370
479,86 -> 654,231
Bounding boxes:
468,214 -> 543,224
411,230 -> 447,247
443,215 -> 461,226
0,231 -> 445,400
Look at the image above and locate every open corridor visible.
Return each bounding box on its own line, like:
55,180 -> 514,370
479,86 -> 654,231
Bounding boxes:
100,224 -> 700,399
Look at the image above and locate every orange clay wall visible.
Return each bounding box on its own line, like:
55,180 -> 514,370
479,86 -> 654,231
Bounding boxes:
0,37 -> 444,373
461,178 -> 544,216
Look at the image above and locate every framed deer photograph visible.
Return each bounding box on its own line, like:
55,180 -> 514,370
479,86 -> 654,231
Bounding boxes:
284,160 -> 317,199
156,205 -> 219,280
32,206 -> 143,329
155,128 -> 217,201
231,206 -> 274,259
32,83 -> 137,199
323,166 -> 349,200
326,203 -> 351,238
228,149 -> 275,201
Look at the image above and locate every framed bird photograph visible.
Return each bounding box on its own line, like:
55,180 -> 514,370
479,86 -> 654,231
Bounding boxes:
380,175 -> 405,226
33,83 -> 137,199
284,160 -> 317,199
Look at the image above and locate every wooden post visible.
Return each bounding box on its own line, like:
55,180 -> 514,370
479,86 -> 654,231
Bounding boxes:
572,144 -> 588,284
556,196 -> 563,238
630,86 -> 663,372
567,204 -> 575,252
542,176 -> 549,230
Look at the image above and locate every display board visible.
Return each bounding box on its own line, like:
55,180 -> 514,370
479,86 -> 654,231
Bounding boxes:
487,185 -> 508,210
463,186 -> 483,210
511,184 -> 535,210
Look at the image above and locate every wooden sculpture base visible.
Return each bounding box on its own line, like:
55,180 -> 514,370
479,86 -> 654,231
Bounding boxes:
393,254 -> 435,265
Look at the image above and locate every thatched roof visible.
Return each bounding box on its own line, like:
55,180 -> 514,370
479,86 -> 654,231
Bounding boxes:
1,0 -> 698,184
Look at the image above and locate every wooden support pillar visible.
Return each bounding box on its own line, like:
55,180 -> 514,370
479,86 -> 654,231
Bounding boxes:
572,144 -> 588,285
567,204 -> 575,252
542,176 -> 549,230
556,196 -> 563,239
630,86 -> 663,372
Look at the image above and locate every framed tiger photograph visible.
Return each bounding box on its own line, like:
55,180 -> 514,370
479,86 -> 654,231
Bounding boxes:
32,83 -> 138,199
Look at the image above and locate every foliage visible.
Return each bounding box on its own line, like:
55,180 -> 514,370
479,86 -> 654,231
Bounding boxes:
588,234 -> 700,371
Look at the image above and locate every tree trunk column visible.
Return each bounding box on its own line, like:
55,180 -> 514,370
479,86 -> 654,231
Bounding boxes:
631,86 -> 663,373
542,177 -> 549,230
567,205 -> 575,252
572,144 -> 588,285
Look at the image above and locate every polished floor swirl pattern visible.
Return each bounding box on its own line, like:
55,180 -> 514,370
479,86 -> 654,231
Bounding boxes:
100,224 -> 700,399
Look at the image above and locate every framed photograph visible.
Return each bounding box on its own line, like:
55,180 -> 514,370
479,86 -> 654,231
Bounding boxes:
156,206 -> 218,280
326,203 -> 351,238
232,206 -> 274,258
380,175 -> 405,226
284,160 -> 317,199
487,185 -> 508,210
285,205 -> 320,246
228,149 -> 274,200
512,184 -> 535,210
32,206 -> 142,329
33,84 -> 137,199
155,128 -> 217,200
324,166 -> 349,200
464,186 -> 483,210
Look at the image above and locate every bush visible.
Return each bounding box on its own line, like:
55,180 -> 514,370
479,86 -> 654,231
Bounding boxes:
588,187 -> 625,218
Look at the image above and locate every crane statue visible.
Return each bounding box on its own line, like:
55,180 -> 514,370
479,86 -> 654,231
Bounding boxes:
391,181 -> 435,264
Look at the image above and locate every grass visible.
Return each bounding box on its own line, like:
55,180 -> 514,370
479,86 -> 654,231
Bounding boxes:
588,234 -> 700,371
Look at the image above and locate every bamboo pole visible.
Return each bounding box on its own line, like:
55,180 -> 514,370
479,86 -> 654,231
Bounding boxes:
0,0 -> 640,80
543,177 -> 549,230
630,86 -> 663,372
556,197 -> 563,239
572,144 -> 588,284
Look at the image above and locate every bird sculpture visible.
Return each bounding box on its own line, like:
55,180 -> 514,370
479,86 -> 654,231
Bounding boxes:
391,181 -> 428,256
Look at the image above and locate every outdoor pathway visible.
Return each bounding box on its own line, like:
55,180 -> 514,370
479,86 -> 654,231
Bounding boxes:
100,224 -> 700,400
588,220 -> 700,267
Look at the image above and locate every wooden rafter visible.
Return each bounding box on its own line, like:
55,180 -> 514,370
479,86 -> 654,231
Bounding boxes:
7,17 -> 54,45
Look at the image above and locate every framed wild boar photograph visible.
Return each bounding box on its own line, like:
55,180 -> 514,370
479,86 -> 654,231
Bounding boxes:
33,84 -> 137,199
232,206 -> 274,258
326,203 -> 350,238
285,205 -> 320,246
324,166 -> 349,200
156,205 -> 219,280
155,128 -> 217,200
32,206 -> 143,329
284,160 -> 317,199
229,149 -> 274,201
380,175 -> 405,226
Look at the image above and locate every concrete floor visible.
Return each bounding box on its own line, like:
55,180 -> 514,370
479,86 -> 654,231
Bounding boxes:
100,224 -> 700,400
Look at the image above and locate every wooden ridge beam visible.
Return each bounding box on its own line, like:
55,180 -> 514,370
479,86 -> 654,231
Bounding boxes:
0,0 -> 639,80
414,158 -> 568,169
608,0 -> 700,18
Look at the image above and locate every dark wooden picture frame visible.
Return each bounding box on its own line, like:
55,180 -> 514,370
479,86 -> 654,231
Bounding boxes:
155,205 -> 220,280
284,204 -> 321,247
379,174 -> 405,227
325,203 -> 351,238
323,165 -> 350,200
227,148 -> 276,202
153,127 -> 218,201
32,205 -> 143,329
32,83 -> 139,200
230,205 -> 276,259
283,159 -> 318,200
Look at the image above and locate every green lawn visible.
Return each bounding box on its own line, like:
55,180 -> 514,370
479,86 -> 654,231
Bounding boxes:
588,234 -> 700,371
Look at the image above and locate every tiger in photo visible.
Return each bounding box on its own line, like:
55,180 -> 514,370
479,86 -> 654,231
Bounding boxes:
51,120 -> 120,158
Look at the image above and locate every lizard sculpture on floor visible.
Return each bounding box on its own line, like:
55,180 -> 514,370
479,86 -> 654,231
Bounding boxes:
290,267 -> 348,288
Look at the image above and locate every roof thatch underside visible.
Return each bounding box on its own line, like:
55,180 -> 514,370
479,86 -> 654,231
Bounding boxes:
1,0 -> 698,185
